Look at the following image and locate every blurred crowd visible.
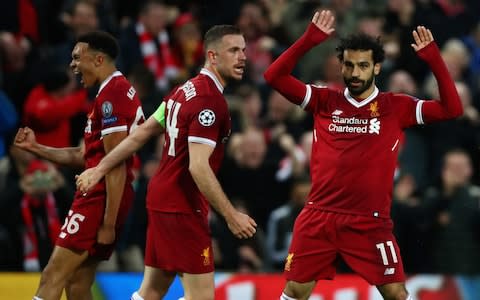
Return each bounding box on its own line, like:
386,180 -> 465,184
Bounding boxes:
1,0 -> 480,276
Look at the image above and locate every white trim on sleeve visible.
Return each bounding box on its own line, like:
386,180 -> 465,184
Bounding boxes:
301,84 -> 312,109
188,136 -> 216,147
101,125 -> 128,136
416,100 -> 424,124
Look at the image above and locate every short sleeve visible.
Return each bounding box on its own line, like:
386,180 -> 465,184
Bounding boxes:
187,95 -> 226,148
97,83 -> 135,136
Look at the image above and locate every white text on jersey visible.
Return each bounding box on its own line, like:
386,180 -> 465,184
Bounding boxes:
181,81 -> 196,101
328,115 -> 381,134
127,86 -> 136,100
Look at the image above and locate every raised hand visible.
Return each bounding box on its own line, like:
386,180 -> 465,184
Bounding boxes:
14,127 -> 37,151
76,167 -> 103,195
311,10 -> 335,35
411,26 -> 434,52
226,210 -> 257,239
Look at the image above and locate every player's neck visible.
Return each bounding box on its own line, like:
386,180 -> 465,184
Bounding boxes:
349,84 -> 376,100
97,65 -> 118,84
204,65 -> 226,88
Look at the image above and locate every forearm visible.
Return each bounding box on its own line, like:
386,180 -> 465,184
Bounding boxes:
190,164 -> 235,219
97,122 -> 154,177
103,162 -> 126,227
29,143 -> 84,168
419,43 -> 463,118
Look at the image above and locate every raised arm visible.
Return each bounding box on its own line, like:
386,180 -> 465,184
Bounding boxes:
412,26 -> 463,122
188,142 -> 257,239
264,10 -> 335,104
14,127 -> 84,169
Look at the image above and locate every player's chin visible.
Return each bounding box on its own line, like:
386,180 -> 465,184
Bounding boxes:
231,71 -> 244,81
81,76 -> 93,88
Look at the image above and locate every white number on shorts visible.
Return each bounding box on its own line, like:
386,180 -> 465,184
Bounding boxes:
166,99 -> 181,157
376,241 -> 398,265
59,210 -> 86,239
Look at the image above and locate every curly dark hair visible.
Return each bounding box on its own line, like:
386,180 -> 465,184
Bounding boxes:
336,33 -> 385,64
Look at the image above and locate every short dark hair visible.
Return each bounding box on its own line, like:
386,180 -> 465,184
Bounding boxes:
336,33 -> 385,64
77,31 -> 119,60
204,25 -> 242,51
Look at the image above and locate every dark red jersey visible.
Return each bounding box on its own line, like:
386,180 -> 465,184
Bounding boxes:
82,71 -> 145,198
304,85 -> 421,218
146,68 -> 231,216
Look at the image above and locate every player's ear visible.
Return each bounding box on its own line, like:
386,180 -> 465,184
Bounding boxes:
207,50 -> 217,64
374,63 -> 381,75
94,53 -> 104,66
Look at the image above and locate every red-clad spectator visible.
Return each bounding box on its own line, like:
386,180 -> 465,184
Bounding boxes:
23,68 -> 88,148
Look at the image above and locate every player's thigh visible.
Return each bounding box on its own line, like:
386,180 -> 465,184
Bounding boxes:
285,209 -> 337,283
377,282 -> 409,300
42,246 -> 89,281
145,211 -> 214,274
284,280 -> 316,300
336,215 -> 405,285
179,272 -> 214,300
139,266 -> 176,295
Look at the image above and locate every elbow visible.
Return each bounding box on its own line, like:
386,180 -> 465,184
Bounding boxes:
453,104 -> 464,118
263,68 -> 275,85
188,162 -> 201,181
447,99 -> 464,119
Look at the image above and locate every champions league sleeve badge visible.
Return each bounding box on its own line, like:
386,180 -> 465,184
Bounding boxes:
102,101 -> 113,118
198,109 -> 215,126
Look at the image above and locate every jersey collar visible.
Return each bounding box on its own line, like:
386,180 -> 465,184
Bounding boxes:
344,86 -> 379,108
97,71 -> 123,96
200,68 -> 224,94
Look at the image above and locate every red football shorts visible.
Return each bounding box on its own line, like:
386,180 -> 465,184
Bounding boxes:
145,210 -> 214,274
285,208 -> 405,285
56,185 -> 134,259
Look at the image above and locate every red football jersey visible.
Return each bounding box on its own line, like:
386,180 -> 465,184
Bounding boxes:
82,71 -> 145,197
146,68 -> 231,216
303,85 -> 422,218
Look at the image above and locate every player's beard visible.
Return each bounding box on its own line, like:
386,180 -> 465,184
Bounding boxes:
344,72 -> 375,97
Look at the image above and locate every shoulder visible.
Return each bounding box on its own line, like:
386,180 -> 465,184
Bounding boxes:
310,83 -> 341,98
179,75 -> 226,106
108,76 -> 132,92
381,91 -> 420,101
102,76 -> 136,100
190,74 -> 221,98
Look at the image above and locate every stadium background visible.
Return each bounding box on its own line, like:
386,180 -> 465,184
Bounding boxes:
1,0 -> 480,299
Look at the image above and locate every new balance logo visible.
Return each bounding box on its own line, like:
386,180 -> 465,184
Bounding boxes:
384,268 -> 395,275
332,109 -> 343,115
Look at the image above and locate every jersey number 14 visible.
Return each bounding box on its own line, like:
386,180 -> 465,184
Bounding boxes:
166,99 -> 181,157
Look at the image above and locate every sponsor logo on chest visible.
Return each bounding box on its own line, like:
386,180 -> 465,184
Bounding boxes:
327,101 -> 381,135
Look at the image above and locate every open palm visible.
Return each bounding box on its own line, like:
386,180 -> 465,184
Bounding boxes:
311,10 -> 335,35
411,26 -> 434,52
